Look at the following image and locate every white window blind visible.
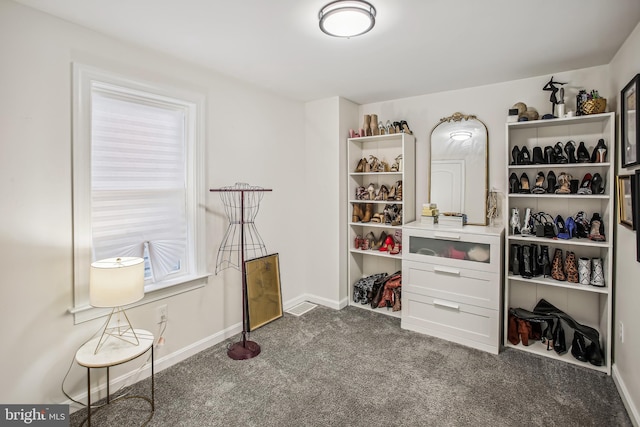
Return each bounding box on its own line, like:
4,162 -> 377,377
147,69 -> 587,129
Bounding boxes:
91,89 -> 188,285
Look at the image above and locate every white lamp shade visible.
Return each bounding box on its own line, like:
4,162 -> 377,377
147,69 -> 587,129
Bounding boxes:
90,257 -> 144,308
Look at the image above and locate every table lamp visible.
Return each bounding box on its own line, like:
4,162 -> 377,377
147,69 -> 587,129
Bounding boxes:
90,257 -> 145,354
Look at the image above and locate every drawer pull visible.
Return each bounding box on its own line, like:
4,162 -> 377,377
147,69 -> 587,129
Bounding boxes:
433,299 -> 460,310
434,232 -> 461,240
433,266 -> 461,276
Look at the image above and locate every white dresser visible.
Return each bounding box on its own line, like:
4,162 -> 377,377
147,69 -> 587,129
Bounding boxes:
401,222 -> 504,354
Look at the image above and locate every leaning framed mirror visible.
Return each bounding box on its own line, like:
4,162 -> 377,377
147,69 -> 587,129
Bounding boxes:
429,112 -> 488,225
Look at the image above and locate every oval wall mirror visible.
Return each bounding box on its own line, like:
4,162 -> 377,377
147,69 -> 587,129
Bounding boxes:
429,112 -> 488,225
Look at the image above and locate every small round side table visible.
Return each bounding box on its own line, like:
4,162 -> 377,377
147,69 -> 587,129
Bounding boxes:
75,329 -> 154,426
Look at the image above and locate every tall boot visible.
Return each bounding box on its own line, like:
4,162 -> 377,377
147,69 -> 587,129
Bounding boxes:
510,208 -> 521,235
521,245 -> 533,278
363,115 -> 372,136
538,245 -> 551,277
530,244 -> 541,276
352,203 -> 363,223
521,208 -> 532,235
565,251 -> 578,283
551,248 -> 566,281
370,114 -> 379,136
509,244 -> 522,275
362,203 -> 373,223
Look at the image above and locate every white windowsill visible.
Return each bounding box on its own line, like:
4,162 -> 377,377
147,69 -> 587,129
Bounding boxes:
70,273 -> 211,324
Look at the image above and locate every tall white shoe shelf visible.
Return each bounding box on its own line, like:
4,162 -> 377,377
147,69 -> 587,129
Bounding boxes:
347,133 -> 415,318
504,112 -> 614,374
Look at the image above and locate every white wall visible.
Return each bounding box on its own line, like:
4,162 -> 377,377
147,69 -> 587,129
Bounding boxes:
609,21 -> 640,426
0,0 -> 307,405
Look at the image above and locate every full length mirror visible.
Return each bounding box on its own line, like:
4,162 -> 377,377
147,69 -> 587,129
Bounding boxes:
429,112 -> 488,225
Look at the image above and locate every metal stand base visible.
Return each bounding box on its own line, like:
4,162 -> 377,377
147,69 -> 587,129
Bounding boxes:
227,341 -> 261,360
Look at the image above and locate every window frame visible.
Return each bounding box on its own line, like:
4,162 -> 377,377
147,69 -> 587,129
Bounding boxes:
71,63 -> 208,324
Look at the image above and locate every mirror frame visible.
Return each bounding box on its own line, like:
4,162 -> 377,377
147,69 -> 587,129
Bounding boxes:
429,112 -> 489,226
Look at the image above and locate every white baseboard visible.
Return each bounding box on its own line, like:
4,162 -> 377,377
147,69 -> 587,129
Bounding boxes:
65,293 -> 345,413
613,363 -> 640,427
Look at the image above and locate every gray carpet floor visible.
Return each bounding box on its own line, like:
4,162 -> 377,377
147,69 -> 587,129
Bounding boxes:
70,305 -> 632,426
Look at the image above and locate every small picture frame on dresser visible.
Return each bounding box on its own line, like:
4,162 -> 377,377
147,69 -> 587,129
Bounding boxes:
621,73 -> 639,168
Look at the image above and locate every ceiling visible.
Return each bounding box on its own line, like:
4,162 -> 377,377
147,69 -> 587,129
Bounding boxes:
13,0 -> 640,104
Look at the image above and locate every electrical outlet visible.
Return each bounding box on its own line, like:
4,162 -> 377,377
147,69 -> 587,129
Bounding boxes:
619,321 -> 624,343
157,304 -> 168,324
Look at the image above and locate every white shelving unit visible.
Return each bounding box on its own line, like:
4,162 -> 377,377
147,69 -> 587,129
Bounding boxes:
347,133 -> 415,318
504,112 -> 614,374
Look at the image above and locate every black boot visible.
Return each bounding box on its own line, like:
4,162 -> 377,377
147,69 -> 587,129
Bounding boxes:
530,244 -> 541,277
521,245 -> 533,278
511,145 -> 521,165
510,244 -> 522,275
553,319 -> 567,355
538,245 -> 551,277
571,332 -> 588,362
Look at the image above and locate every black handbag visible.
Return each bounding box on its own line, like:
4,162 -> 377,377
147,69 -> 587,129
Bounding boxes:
533,212 -> 557,238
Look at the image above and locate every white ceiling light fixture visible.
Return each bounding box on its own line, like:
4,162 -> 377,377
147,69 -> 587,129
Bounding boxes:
319,0 -> 376,38
450,131 -> 473,141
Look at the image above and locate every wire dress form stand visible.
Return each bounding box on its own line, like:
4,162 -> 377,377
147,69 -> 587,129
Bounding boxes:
210,183 -> 271,360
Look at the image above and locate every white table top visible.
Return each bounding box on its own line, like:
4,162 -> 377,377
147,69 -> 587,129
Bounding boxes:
75,329 -> 154,368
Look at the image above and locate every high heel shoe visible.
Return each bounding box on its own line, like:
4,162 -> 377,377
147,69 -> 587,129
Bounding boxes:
389,229 -> 402,255
355,158 -> 367,173
564,140 -> 577,163
531,171 -> 546,193
546,171 -> 556,193
591,172 -> 604,194
394,180 -> 402,201
555,172 -> 572,194
532,147 -> 545,164
588,213 -> 605,241
511,146 -> 521,165
544,145 -> 556,164
400,120 -> 413,135
577,141 -> 590,163
555,215 -> 566,237
554,142 -> 568,163
371,231 -> 387,250
379,234 -> 395,251
519,173 -> 531,193
378,121 -> 385,135
509,173 -> 520,193
520,146 -> 532,164
368,155 -> 381,172
385,120 -> 395,134
367,183 -> 376,200
376,185 -> 389,201
387,185 -> 397,200
393,121 -> 402,133
577,173 -> 592,195
538,245 -> 551,278
591,138 -> 608,163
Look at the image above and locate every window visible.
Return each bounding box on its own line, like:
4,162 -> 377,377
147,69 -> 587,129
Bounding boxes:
71,64 -> 207,323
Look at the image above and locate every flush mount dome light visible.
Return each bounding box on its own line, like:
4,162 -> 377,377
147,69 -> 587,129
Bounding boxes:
450,131 -> 473,141
319,0 -> 376,38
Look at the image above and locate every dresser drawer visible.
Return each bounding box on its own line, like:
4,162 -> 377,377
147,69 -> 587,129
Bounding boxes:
403,260 -> 500,310
401,291 -> 499,354
402,226 -> 502,273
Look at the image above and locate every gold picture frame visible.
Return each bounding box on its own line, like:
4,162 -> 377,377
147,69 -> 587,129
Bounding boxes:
245,253 -> 283,331
617,175 -> 634,229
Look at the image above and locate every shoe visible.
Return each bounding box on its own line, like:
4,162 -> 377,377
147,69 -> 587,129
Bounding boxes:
565,251 -> 579,283
368,156 -> 380,172
564,140 -> 577,163
590,258 -> 605,287
362,203 -> 373,223
352,203 -> 363,222
378,121 -> 385,135
509,173 -> 520,193
544,146 -> 556,164
554,142 -> 568,163
574,211 -> 590,238
577,173 -> 593,195
521,208 -> 533,235
370,231 -> 386,250
510,208 -> 521,235
538,245 -> 551,277
532,147 -> 545,164
394,180 -> 402,201
555,215 -> 566,237
376,185 -> 389,201
360,234 -> 370,250
508,312 -> 520,345
355,158 -> 367,172
379,234 -> 395,251
559,216 -> 575,239
393,121 -> 402,133
551,248 -> 566,281
400,120 -> 413,135
586,341 -> 604,366
367,183 -> 376,200
370,114 -> 379,136
517,319 -> 532,346
591,138 -> 608,163
555,172 -> 572,194
588,213 -> 605,241
520,245 -> 533,278
363,115 -> 372,136
546,171 -> 556,193
354,234 -> 362,249
571,333 -> 588,362
520,147 -> 532,164
511,146 -> 521,165
519,173 -> 531,193
591,173 -> 604,194
577,141 -> 590,163
578,257 -> 591,284
509,244 -> 522,275
388,184 -> 397,200
570,179 -> 580,194
385,120 -> 395,134
370,213 -> 385,223
531,171 -> 546,193
389,230 -> 402,255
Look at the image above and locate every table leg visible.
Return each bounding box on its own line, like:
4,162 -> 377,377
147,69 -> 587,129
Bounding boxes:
87,367 -> 91,427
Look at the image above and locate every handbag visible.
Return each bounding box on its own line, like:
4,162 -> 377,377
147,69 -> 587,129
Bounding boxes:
353,273 -> 387,304
533,212 -> 557,238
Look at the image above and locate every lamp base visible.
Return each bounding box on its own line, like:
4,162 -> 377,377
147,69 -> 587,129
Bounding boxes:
227,340 -> 261,360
